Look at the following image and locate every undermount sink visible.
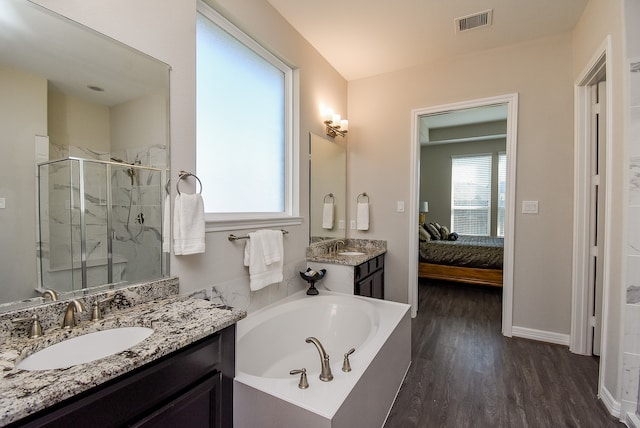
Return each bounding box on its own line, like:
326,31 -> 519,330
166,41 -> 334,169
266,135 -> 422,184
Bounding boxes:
17,327 -> 154,371
338,251 -> 365,256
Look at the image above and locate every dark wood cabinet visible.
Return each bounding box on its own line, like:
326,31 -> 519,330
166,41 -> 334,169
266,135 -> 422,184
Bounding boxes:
354,254 -> 384,299
11,325 -> 235,428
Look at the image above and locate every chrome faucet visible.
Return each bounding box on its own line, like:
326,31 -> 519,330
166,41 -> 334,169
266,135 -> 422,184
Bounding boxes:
305,337 -> 333,381
62,300 -> 86,329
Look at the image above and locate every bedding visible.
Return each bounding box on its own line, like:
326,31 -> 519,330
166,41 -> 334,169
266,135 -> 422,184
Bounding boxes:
419,235 -> 504,287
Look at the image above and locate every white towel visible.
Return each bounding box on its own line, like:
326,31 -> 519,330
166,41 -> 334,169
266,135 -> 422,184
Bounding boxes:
173,193 -> 205,255
244,230 -> 283,291
322,202 -> 334,229
162,194 -> 171,253
356,202 -> 370,230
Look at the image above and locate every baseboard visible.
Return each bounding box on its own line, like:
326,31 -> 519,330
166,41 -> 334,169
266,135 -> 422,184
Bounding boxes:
511,326 -> 570,346
626,412 -> 640,428
600,384 -> 622,420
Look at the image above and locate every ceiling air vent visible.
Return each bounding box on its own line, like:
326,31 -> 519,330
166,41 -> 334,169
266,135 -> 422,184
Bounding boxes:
455,9 -> 493,33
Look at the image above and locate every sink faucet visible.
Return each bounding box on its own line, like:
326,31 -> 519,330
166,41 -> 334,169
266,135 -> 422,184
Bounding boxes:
62,300 -> 86,329
41,288 -> 58,301
305,337 -> 333,381
329,240 -> 345,256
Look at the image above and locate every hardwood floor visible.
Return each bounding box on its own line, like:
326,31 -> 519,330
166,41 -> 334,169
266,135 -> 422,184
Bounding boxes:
384,280 -> 624,428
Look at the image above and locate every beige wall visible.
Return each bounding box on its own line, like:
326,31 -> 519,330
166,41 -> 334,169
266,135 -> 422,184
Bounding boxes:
421,138 -> 506,236
47,87 -> 111,152
348,34 -> 576,321
0,66 -> 47,301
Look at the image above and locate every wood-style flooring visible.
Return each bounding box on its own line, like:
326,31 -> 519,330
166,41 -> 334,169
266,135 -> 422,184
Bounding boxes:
384,280 -> 624,428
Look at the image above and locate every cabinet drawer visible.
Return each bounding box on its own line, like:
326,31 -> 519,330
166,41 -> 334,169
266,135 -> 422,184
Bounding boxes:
355,254 -> 384,281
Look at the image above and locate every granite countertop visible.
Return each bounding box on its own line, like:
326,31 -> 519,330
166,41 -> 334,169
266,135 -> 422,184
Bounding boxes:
0,296 -> 246,426
306,238 -> 387,266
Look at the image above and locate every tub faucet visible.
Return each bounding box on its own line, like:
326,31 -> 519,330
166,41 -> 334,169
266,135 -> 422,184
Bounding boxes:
62,299 -> 86,329
305,337 -> 333,381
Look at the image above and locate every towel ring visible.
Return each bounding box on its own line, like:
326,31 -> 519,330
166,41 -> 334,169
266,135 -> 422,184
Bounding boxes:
177,171 -> 202,195
357,192 -> 369,203
324,193 -> 334,203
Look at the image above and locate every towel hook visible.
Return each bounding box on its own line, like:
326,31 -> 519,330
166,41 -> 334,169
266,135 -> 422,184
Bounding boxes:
177,171 -> 202,195
357,192 -> 369,203
324,193 -> 334,203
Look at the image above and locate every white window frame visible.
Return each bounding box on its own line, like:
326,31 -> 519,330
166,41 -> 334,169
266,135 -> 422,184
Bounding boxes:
450,153 -> 492,236
196,1 -> 301,232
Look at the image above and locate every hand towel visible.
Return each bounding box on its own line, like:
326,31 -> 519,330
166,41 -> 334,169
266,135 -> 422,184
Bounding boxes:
356,202 -> 369,231
162,194 -> 171,253
244,230 -> 283,291
173,193 -> 205,255
322,202 -> 334,229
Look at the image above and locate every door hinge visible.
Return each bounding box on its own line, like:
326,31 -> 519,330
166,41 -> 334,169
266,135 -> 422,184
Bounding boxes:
590,246 -> 599,257
589,315 -> 597,327
593,102 -> 601,115
591,174 -> 600,186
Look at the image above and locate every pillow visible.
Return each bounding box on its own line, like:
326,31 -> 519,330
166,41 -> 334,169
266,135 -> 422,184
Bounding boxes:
419,225 -> 431,241
425,223 -> 442,240
448,232 -> 459,241
439,226 -> 450,240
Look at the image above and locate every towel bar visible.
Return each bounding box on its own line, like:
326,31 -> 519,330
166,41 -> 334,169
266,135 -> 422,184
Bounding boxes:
177,171 -> 202,195
228,230 -> 288,242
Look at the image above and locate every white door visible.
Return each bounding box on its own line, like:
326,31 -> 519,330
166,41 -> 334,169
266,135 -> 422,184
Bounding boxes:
590,80 -> 606,356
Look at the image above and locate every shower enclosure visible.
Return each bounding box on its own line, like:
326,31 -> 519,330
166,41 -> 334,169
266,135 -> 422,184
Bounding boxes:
37,157 -> 165,293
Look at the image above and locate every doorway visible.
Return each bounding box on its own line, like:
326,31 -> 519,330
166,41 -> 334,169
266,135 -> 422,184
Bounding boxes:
408,94 -> 518,337
571,37 -> 612,367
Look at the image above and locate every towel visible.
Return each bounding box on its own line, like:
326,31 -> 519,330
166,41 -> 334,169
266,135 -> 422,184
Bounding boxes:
162,194 -> 171,253
322,202 -> 334,229
356,202 -> 369,230
173,193 -> 205,255
244,230 -> 283,291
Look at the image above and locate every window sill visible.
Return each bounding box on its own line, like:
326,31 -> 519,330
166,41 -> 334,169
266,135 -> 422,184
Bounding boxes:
205,214 -> 303,233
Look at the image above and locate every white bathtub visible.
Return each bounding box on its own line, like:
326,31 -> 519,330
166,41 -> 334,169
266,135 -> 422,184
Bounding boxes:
234,290 -> 411,428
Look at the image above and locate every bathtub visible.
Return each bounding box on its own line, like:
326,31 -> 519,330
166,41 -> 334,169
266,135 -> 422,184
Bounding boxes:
234,290 -> 411,428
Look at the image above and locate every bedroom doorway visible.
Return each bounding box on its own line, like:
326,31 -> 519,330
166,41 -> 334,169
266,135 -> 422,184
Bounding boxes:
409,94 -> 518,337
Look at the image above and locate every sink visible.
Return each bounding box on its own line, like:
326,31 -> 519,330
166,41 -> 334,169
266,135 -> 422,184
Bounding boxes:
17,327 -> 154,371
338,251 -> 365,256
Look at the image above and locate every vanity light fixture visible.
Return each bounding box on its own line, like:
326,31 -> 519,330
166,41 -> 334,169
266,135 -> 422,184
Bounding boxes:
323,109 -> 349,138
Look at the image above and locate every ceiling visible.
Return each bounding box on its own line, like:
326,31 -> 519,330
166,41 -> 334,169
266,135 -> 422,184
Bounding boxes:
266,0 -> 590,81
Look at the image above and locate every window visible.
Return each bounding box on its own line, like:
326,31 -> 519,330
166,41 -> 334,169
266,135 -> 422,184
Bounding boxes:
196,4 -> 298,227
451,154 -> 492,236
497,153 -> 506,237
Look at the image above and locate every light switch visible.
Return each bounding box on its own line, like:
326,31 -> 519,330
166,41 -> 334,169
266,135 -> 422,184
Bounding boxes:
522,200 -> 539,214
0,198 -> 5,209
397,201 -> 405,212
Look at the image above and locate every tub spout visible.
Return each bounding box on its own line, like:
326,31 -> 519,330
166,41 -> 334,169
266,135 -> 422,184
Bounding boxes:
305,337 -> 333,381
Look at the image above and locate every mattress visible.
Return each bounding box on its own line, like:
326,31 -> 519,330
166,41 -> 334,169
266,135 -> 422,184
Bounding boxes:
419,235 -> 504,269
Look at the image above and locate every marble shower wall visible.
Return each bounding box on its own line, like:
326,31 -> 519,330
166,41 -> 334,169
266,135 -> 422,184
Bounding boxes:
625,57 -> 640,416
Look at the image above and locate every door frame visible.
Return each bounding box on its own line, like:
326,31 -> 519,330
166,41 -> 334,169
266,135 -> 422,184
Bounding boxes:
408,93 -> 518,337
571,36 -> 613,361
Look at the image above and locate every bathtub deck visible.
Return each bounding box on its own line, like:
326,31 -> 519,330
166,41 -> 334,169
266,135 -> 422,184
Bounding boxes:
384,280 -> 623,428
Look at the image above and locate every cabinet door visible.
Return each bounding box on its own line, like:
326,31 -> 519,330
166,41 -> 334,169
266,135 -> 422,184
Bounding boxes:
133,373 -> 221,428
371,269 -> 384,299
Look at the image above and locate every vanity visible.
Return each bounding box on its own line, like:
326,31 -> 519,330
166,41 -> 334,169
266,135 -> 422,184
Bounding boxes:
0,279 -> 246,427
307,239 -> 386,299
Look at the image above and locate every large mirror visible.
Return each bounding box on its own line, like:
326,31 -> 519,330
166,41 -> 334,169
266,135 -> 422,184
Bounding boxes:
0,0 -> 170,309
309,133 -> 346,243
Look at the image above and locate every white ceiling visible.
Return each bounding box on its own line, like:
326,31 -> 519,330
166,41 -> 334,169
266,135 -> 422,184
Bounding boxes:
266,0 -> 589,81
0,0 -> 168,106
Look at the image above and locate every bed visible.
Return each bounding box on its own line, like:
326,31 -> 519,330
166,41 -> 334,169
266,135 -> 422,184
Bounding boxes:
418,235 -> 504,287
